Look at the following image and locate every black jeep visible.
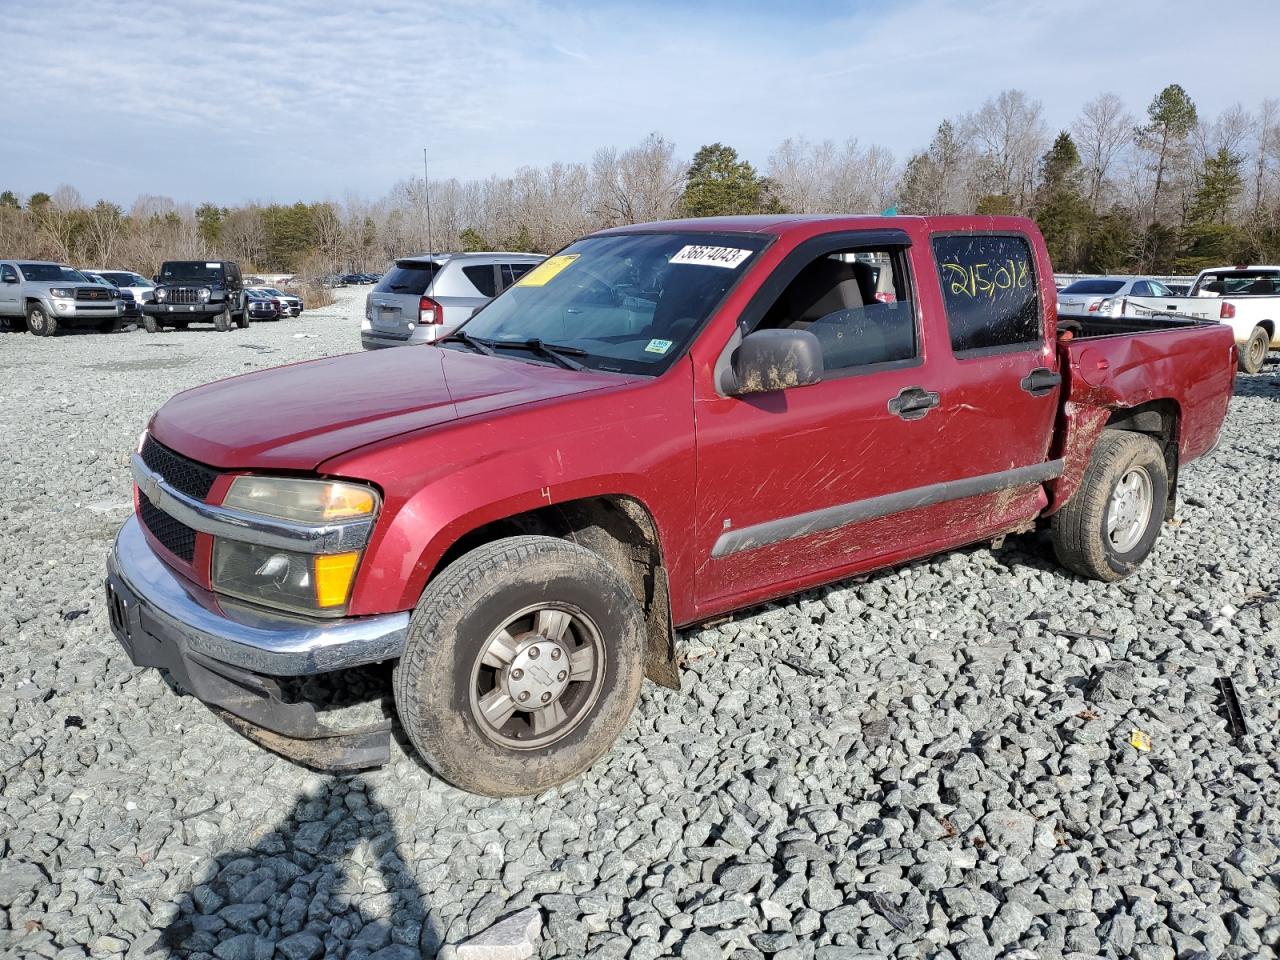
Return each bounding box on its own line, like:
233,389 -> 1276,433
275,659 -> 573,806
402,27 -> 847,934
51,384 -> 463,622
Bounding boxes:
144,260 -> 247,332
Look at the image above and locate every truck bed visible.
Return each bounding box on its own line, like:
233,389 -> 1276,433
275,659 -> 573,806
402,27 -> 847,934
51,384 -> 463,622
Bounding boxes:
1057,310 -> 1209,339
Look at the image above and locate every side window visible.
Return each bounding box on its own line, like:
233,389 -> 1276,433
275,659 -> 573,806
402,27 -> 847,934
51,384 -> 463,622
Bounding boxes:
1150,281 -> 1172,297
500,262 -> 536,291
932,234 -> 1041,353
1,264 -> 16,282
754,246 -> 916,373
462,264 -> 498,298
228,263 -> 241,284
1131,281 -> 1153,297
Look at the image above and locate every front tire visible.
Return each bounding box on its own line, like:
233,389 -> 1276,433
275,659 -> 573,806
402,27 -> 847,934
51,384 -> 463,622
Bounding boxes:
1239,325 -> 1269,374
393,535 -> 645,797
214,308 -> 232,332
235,305 -> 250,329
142,315 -> 160,334
26,304 -> 57,337
1051,431 -> 1169,582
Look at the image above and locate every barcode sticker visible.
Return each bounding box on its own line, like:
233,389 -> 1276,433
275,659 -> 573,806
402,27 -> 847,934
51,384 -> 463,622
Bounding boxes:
669,245 -> 752,269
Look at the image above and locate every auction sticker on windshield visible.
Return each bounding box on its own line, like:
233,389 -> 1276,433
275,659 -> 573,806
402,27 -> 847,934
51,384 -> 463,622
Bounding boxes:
669,245 -> 752,269
516,254 -> 579,287
644,338 -> 673,354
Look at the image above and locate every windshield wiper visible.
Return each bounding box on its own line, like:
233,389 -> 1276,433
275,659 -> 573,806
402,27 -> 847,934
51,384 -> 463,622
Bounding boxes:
439,330 -> 496,356
498,338 -> 588,371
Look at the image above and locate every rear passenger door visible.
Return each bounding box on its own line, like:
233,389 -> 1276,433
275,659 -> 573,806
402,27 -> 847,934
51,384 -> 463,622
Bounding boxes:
0,264 -> 18,315
926,231 -> 1061,499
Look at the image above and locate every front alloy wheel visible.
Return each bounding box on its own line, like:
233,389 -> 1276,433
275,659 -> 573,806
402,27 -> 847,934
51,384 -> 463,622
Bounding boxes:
394,535 -> 645,796
470,603 -> 606,749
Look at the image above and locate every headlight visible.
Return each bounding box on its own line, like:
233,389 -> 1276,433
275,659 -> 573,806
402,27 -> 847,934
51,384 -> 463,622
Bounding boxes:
155,287 -> 168,302
211,476 -> 379,615
198,287 -> 212,302
212,540 -> 361,615
223,475 -> 379,524
49,287 -> 73,299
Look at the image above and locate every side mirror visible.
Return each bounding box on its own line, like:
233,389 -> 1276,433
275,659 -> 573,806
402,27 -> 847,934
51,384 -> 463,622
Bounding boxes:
722,329 -> 824,395
2,276 -> 16,284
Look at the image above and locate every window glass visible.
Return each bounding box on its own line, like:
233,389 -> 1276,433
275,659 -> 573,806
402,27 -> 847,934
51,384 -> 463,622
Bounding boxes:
1150,281 -> 1172,297
1,264 -> 17,281
460,232 -> 768,376
932,235 -> 1041,352
375,261 -> 439,296
17,263 -> 87,282
500,262 -> 536,290
462,264 -> 498,297
755,247 -> 916,371
1059,278 -> 1124,295
1130,281 -> 1152,296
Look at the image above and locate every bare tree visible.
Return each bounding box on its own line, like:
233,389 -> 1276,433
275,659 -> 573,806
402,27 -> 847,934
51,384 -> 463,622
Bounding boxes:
965,90 -> 1049,212
591,133 -> 684,226
1072,92 -> 1134,212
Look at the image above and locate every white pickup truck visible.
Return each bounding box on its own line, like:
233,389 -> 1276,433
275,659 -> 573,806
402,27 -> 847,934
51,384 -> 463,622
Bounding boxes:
1094,265 -> 1280,373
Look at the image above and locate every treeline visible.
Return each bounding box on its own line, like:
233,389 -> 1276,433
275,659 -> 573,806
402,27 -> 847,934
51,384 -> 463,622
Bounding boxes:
2,84 -> 1277,276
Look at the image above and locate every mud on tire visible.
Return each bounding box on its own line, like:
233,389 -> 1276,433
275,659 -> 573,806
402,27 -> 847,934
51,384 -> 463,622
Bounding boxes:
393,535 -> 646,797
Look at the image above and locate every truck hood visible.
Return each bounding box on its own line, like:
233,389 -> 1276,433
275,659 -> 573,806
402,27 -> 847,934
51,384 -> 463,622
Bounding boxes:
149,347 -> 627,471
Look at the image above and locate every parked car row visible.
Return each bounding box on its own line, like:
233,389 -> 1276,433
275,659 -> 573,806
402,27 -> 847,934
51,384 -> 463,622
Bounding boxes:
0,257 -> 311,336
1087,264 -> 1280,372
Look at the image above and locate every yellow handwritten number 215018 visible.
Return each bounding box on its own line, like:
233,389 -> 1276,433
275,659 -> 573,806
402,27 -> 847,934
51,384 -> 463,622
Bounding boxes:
942,259 -> 1030,299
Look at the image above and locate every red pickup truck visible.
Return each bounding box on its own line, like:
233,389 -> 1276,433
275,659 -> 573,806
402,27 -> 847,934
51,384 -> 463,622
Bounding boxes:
105,215 -> 1235,796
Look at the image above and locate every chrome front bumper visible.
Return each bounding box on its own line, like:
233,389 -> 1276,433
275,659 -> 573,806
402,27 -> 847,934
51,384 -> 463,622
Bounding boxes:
106,514 -> 408,676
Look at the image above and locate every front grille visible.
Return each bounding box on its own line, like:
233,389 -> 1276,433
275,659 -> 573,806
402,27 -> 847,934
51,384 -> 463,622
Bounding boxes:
140,435 -> 219,500
140,495 -> 196,562
76,287 -> 111,301
168,287 -> 202,305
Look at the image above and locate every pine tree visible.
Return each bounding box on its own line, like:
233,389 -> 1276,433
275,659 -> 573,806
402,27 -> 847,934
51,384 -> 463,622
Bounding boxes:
680,144 -> 782,217
1033,132 -> 1091,271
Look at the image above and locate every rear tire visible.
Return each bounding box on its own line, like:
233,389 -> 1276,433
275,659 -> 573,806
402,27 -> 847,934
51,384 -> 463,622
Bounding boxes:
214,308 -> 232,332
393,535 -> 646,797
1239,325 -> 1269,374
1051,431 -> 1169,582
142,315 -> 159,333
235,304 -> 250,329
26,303 -> 57,337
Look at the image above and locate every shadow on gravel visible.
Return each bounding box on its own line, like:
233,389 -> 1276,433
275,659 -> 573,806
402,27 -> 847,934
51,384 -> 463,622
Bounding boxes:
1233,368 -> 1280,400
158,775 -> 442,959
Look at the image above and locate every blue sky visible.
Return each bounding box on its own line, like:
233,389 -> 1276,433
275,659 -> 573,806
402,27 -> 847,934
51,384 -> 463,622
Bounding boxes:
4,0 -> 1276,205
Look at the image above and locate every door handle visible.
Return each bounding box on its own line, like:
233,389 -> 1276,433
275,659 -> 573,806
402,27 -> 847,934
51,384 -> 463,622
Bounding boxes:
1020,367 -> 1062,396
888,386 -> 940,420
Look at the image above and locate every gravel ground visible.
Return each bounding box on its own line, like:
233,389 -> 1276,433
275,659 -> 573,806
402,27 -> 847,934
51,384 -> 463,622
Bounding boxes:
1,293 -> 1277,960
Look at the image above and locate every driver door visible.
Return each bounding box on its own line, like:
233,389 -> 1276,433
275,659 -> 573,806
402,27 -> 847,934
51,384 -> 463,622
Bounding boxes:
692,231 -> 954,611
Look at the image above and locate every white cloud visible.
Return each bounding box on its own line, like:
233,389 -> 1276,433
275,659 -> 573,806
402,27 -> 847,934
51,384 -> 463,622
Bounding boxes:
2,0 -> 1276,203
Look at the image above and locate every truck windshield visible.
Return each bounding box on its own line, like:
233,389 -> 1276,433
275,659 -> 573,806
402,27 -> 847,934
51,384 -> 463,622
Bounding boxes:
18,264 -> 87,282
456,232 -> 769,375
160,262 -> 225,282
1192,270 -> 1280,296
1060,279 -> 1125,294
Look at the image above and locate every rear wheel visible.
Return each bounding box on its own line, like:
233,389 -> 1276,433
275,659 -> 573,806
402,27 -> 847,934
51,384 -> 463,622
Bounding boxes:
394,535 -> 646,797
214,308 -> 232,332
26,303 -> 56,337
1052,431 -> 1169,582
1239,325 -> 1269,374
235,303 -> 250,329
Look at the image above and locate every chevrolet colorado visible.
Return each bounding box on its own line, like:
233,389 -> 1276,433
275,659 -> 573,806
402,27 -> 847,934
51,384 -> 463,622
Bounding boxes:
105,215 -> 1236,796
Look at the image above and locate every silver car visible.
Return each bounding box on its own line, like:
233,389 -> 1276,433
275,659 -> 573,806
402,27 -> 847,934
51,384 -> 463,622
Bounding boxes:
361,252 -> 544,349
1056,276 -> 1176,315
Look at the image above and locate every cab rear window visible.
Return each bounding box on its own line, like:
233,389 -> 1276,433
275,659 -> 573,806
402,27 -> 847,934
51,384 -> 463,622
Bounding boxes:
932,235 -> 1041,353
